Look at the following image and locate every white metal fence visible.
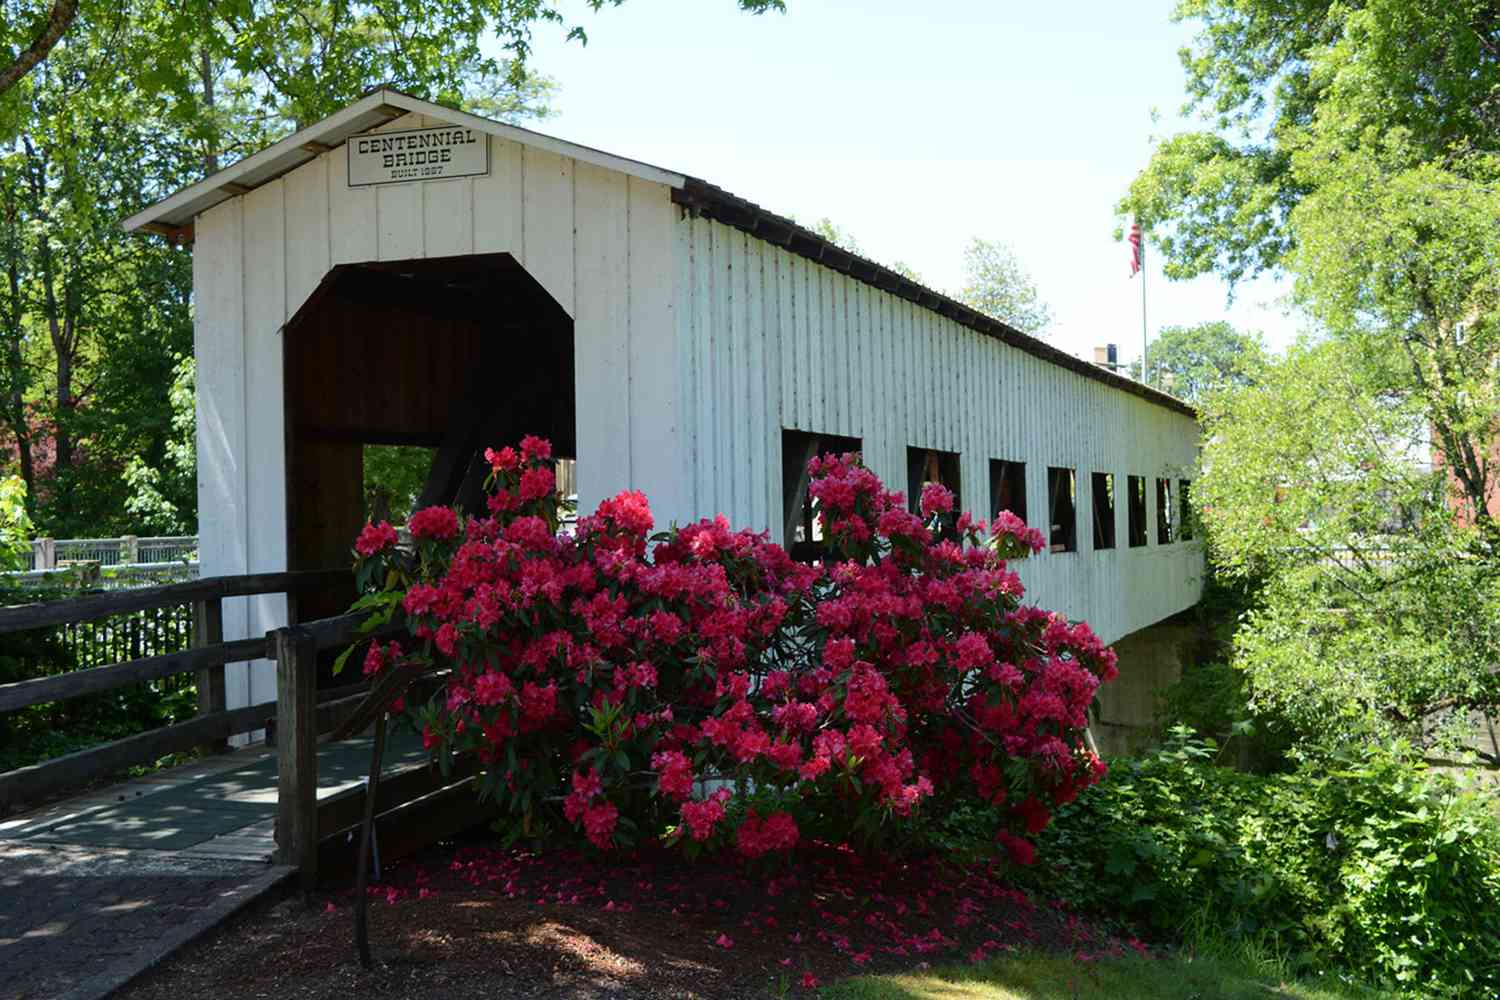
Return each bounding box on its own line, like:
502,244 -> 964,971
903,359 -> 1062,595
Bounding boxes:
2,536 -> 200,591
22,535 -> 198,571
3,561 -> 201,590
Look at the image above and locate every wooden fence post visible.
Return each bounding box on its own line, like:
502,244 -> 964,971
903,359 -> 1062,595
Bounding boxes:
122,535 -> 139,564
194,597 -> 226,753
35,538 -> 55,570
274,626 -> 319,888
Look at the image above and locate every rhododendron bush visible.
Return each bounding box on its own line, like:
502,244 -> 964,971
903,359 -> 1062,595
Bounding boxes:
349,436 -> 1116,865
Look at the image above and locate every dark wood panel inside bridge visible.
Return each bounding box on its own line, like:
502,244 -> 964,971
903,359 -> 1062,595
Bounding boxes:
282,252 -> 576,628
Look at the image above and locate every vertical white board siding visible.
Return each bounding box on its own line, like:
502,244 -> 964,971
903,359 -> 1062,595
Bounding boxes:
725,233 -> 746,524
784,256 -> 803,431
328,155 -> 376,266
746,239 -> 770,531
520,147 -> 575,317
283,155 -> 331,317
377,183 -> 424,261
240,181 -> 290,708
473,137 -> 523,255
194,199 -> 251,711
194,110 -> 1199,741
688,217 -> 714,516
423,177 -> 474,259
673,217 -> 1201,644
672,205 -> 698,523
775,249 -> 795,433
627,178 -> 685,527
711,224 -> 733,520
829,275 -> 845,437
573,162 -> 631,515
193,122 -> 694,712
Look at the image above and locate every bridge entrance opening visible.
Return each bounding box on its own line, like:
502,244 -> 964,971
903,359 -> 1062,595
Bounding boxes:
282,252 -> 575,624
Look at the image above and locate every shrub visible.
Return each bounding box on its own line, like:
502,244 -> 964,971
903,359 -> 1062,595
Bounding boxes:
1155,662 -> 1293,772
348,437 -> 1117,864
1017,728 -> 1500,993
0,475 -> 31,571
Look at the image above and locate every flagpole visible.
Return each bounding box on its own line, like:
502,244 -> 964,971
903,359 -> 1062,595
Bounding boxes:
1139,229 -> 1149,388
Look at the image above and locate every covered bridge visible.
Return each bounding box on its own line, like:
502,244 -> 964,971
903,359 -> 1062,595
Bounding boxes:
124,89 -> 1203,721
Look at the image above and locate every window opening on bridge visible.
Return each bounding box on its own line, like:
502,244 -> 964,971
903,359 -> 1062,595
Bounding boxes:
1156,477 -> 1174,544
783,429 -> 862,563
363,445 -> 436,524
908,447 -> 961,541
1178,478 -> 1193,540
1127,475 -> 1148,547
1047,467 -> 1077,553
1091,472 -> 1116,550
989,459 -> 1027,525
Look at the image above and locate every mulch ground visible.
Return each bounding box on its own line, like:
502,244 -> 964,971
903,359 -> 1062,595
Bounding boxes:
117,834 -> 1151,999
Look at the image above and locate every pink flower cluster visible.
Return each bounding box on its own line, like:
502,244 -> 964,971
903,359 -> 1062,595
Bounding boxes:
355,520 -> 398,557
350,440 -> 1114,863
408,505 -> 459,541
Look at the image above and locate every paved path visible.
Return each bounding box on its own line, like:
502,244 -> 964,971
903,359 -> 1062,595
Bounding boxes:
0,731 -> 426,999
0,842 -> 287,1000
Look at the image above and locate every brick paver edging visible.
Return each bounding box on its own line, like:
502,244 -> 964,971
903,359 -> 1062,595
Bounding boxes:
57,864 -> 293,1000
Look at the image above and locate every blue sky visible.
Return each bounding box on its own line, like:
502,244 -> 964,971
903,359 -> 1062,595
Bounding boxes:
517,0 -> 1302,364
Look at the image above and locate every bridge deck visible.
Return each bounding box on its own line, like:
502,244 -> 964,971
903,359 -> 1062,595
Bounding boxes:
0,730 -> 427,861
0,735 -> 425,1000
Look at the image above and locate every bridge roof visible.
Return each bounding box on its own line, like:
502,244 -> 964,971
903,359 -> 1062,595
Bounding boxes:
123,88 -> 1196,418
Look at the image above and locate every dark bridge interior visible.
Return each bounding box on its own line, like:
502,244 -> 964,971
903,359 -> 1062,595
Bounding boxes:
282,252 -> 574,619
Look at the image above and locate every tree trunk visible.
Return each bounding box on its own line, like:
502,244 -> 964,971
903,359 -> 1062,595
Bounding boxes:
0,178 -> 34,513
53,333 -> 72,474
0,0 -> 78,97
198,48 -> 220,176
23,135 -> 80,521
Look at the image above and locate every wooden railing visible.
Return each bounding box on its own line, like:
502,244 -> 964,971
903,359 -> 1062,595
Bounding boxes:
0,570 -> 350,810
266,615 -> 488,890
0,570 -> 483,887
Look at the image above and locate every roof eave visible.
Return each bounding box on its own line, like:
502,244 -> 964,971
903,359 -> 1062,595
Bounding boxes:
122,88 -> 687,234
122,92 -> 1195,420
671,178 -> 1197,420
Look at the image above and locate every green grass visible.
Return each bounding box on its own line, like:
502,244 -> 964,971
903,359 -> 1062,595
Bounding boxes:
819,950 -> 1401,1000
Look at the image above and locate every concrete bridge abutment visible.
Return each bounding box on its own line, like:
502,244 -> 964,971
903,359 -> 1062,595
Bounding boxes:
1091,618 -> 1201,757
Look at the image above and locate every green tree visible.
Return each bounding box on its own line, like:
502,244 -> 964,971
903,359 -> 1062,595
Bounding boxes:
0,0 -> 82,103
0,35 -> 199,535
1197,337 -> 1500,760
2,0 -> 565,537
1288,148 -> 1499,528
1,0 -> 786,128
363,445 -> 433,524
122,356 -> 196,535
1120,1 -> 1500,286
1132,0 -> 1500,760
0,473 -> 30,569
955,237 -> 1051,334
1127,321 -> 1265,403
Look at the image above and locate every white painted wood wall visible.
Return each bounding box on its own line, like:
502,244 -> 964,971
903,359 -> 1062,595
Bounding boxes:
192,111 -> 683,710
674,216 -> 1203,646
192,107 -> 1201,712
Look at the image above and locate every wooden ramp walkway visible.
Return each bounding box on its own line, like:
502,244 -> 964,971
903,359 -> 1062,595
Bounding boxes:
0,730 -> 427,862
0,571 -> 490,998
0,570 -> 485,885
0,731 -> 428,1000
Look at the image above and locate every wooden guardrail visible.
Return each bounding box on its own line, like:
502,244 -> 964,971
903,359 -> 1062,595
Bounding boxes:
267,613 -> 423,887
0,570 -> 350,810
1,569 -> 484,887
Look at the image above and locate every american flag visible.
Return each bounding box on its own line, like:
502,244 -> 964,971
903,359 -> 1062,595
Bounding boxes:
1128,221 -> 1143,277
